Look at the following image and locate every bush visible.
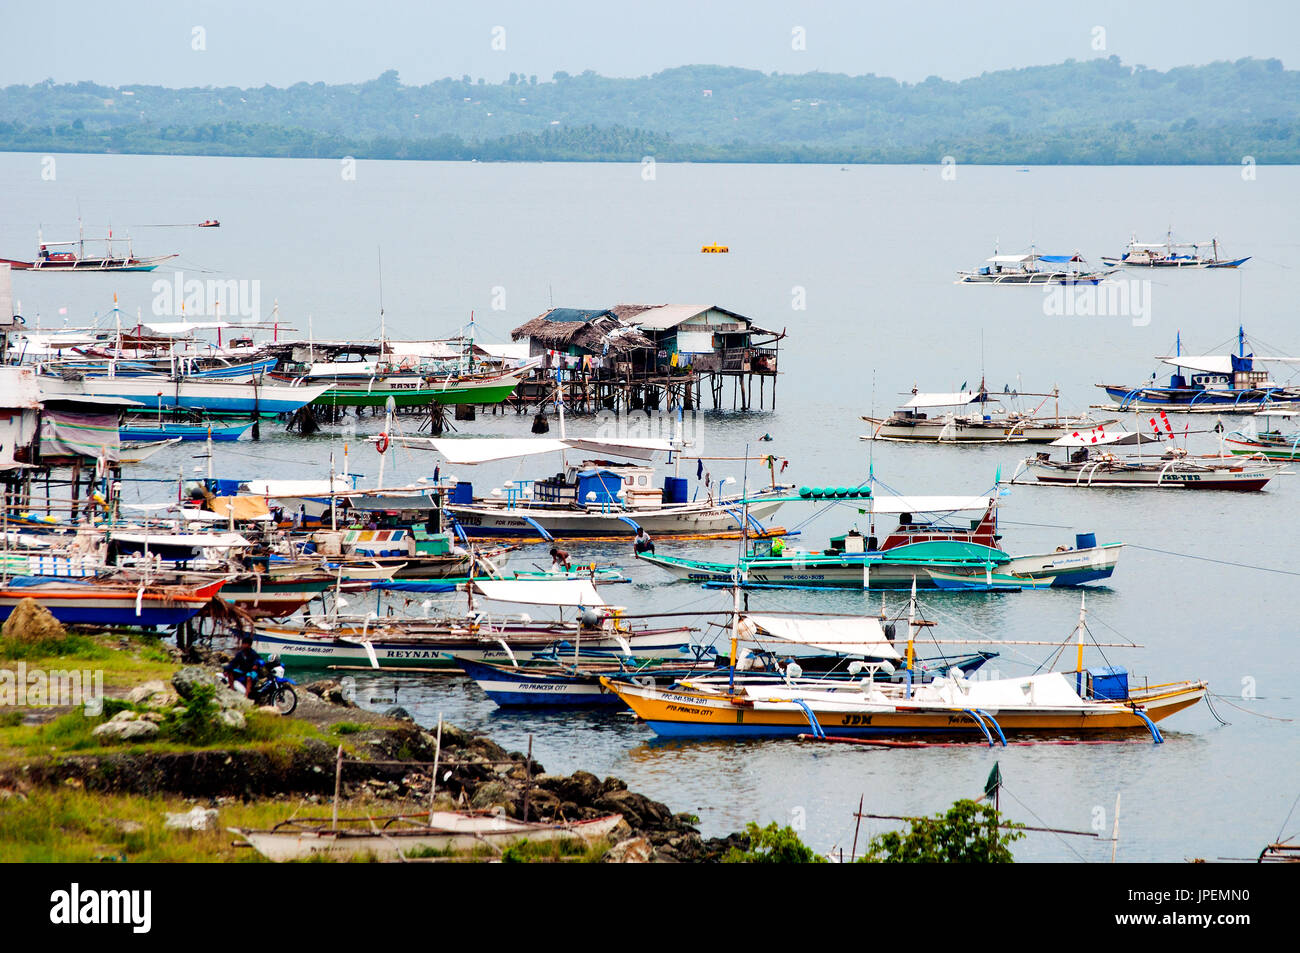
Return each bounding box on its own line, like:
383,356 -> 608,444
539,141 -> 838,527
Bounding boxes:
859,799 -> 1023,863
723,822 -> 826,863
163,683 -> 219,744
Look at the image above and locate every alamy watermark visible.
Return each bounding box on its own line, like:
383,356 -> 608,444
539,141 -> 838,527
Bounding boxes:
1042,279 -> 1151,327
1,662 -> 103,715
151,271 -> 261,323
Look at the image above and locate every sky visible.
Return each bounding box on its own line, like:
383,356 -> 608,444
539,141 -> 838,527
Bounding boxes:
5,0 -> 1297,89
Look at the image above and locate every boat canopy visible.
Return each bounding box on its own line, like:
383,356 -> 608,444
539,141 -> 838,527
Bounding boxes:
142,321 -> 233,335
1157,354 -> 1234,374
472,579 -> 605,608
110,531 -> 251,548
744,614 -> 901,659
1035,254 -> 1083,263
986,254 -> 1031,263
407,436 -> 674,465
244,477 -> 354,497
868,494 -> 993,514
1049,428 -> 1158,447
902,391 -> 981,409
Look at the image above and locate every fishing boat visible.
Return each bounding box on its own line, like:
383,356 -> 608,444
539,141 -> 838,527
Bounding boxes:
1,225 -> 176,273
0,575 -> 225,628
119,418 -> 253,441
601,597 -> 1207,741
862,387 -> 1113,444
1101,232 -> 1249,269
1011,426 -> 1286,490
254,578 -> 697,669
218,565 -> 338,619
958,249 -> 1114,285
1225,410 -> 1300,460
38,372 -> 332,416
232,811 -> 624,862
118,437 -> 182,464
1097,327 -> 1300,413
638,490 -> 1121,591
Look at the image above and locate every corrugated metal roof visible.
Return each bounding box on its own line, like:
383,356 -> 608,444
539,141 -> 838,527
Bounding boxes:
617,304 -> 713,330
543,308 -> 614,324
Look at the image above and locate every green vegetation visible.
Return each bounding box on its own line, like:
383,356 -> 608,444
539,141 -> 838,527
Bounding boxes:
723,822 -> 827,863
0,629 -> 177,690
3,57 -> 1296,163
859,799 -> 1024,863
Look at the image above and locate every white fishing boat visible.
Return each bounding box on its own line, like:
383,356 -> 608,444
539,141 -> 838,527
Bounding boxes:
861,387 -> 1113,444
958,249 -> 1114,285
1101,232 -> 1249,269
118,436 -> 182,464
1011,427 -> 1286,490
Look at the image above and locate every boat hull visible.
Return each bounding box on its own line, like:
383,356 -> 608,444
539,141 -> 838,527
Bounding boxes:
861,417 -> 1116,444
447,498 -> 784,539
1019,460 -> 1280,491
0,578 -> 224,628
40,375 -> 332,415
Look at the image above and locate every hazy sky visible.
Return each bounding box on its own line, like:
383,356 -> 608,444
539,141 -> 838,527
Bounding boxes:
6,0 -> 1296,88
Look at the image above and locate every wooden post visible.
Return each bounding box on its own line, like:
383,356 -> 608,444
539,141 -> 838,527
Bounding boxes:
522,734 -> 533,822
428,712 -> 443,824
331,744 -> 343,829
851,793 -> 864,862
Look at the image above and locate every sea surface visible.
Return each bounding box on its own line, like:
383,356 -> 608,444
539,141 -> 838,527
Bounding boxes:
4,154 -> 1298,861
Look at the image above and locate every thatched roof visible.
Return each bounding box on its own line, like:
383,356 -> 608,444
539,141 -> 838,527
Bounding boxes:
511,308 -> 654,354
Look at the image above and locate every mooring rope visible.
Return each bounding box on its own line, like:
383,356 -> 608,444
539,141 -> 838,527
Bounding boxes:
1128,544 -> 1300,578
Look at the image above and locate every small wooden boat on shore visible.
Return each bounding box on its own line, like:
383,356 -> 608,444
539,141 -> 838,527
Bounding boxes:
232,811 -> 624,862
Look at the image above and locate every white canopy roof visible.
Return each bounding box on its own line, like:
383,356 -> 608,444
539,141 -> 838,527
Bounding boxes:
903,391 -> 981,409
868,494 -> 993,514
1158,355 -> 1233,374
399,436 -> 674,465
744,614 -> 901,659
142,321 -> 233,335
472,579 -> 604,607
111,531 -> 250,548
986,254 -> 1031,263
243,477 -> 354,497
1049,428 -> 1157,447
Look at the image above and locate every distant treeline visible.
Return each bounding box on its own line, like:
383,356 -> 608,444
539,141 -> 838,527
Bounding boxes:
2,57 -> 1298,164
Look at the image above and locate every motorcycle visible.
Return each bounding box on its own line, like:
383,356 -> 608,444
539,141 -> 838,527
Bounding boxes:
232,655 -> 298,714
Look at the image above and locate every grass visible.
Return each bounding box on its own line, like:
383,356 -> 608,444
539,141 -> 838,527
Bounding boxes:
0,629 -> 178,690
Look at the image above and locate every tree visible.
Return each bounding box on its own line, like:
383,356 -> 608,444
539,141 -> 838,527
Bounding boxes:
723,822 -> 826,863
858,799 -> 1023,863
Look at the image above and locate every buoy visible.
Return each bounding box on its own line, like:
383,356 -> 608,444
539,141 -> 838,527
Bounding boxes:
376,432 -> 390,454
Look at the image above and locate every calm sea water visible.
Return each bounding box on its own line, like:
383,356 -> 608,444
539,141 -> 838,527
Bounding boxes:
4,154 -> 1298,861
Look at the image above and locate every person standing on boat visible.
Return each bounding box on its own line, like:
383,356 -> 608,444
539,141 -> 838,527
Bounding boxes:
634,527 -> 655,555
549,546 -> 572,572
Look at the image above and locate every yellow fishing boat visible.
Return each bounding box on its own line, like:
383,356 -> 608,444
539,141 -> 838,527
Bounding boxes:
701,243 -> 729,253
601,595 -> 1207,742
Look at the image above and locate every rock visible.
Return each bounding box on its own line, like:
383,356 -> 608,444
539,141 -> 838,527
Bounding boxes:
469,780 -> 513,811
383,706 -> 413,722
214,685 -> 254,712
108,710 -> 138,723
171,666 -> 208,700
92,719 -> 160,742
256,705 -> 281,716
164,807 -> 219,831
594,789 -> 673,831
217,709 -> 246,730
142,691 -> 180,710
605,837 -> 655,863
0,598 -> 66,644
301,679 -> 339,698
599,776 -> 628,796
432,722 -> 473,749
126,680 -> 168,705
138,712 -> 165,724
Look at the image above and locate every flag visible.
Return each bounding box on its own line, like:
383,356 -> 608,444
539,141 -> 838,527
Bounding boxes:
984,762 -> 1002,801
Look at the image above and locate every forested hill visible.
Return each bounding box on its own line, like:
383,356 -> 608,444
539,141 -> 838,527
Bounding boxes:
3,57 -> 1297,163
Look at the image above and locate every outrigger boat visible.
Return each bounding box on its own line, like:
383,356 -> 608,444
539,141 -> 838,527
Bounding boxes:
1101,232 -> 1249,269
119,418 -> 253,442
118,437 -> 182,464
958,249 -> 1114,285
602,595 -> 1207,741
1097,327 -> 1300,413
38,372 -> 332,416
0,574 -> 225,628
1225,410 -> 1300,460
296,362 -> 534,408
254,578 -> 697,669
862,387 -> 1113,444
638,488 -> 1121,591
1011,426 -> 1286,491
1,225 -> 176,273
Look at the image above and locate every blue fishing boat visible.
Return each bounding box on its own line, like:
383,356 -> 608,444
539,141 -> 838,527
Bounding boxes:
1098,326 -> 1300,412
119,418 -> 253,441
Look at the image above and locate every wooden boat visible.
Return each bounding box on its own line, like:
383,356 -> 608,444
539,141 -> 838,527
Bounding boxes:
1225,410 -> 1300,460
288,363 -> 533,408
862,387 -> 1113,444
255,578 -> 697,668
118,437 -> 182,464
1,226 -> 176,273
39,372 -> 332,416
1101,232 -> 1249,269
218,566 -> 337,619
958,249 -> 1114,285
232,811 -> 624,862
601,598 -> 1207,741
456,650 -> 720,708
119,418 -> 253,441
1011,427 -> 1286,491
1098,327 -> 1300,413
0,575 -> 225,628
638,492 -> 1121,591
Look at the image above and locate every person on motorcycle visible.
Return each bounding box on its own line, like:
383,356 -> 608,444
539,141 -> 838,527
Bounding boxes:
224,634 -> 264,698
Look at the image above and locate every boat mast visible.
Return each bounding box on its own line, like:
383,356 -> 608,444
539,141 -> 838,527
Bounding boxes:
1074,592 -> 1087,695
904,577 -> 917,698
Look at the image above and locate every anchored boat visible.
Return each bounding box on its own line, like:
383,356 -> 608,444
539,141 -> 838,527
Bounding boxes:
958,249 -> 1114,285
1224,410 -> 1300,460
1101,232 -> 1249,269
862,387 -> 1113,444
1,225 -> 176,273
